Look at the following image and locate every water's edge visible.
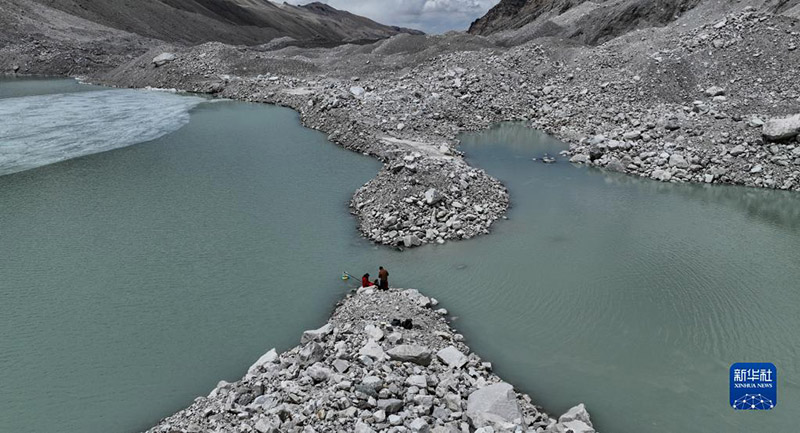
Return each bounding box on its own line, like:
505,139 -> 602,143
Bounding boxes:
144,287 -> 594,433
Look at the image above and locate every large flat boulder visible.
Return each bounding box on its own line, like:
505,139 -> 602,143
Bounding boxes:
763,114 -> 800,141
466,382 -> 522,427
301,323 -> 333,344
387,344 -> 432,366
437,345 -> 468,369
152,52 -> 176,67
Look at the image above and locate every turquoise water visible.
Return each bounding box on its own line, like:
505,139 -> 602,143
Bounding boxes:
0,79 -> 796,432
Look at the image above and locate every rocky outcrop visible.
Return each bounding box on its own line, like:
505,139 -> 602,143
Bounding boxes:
146,287 -> 592,433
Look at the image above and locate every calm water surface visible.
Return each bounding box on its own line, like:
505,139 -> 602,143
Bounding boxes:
0,79 -> 796,432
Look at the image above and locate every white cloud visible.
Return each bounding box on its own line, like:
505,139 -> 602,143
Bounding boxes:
281,0 -> 500,34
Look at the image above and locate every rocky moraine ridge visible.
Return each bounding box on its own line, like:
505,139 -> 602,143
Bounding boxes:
147,287 -> 596,433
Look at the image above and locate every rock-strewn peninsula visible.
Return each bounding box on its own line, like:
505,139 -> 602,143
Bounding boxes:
147,287 -> 595,433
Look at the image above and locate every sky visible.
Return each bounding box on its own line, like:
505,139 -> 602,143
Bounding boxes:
282,0 -> 501,34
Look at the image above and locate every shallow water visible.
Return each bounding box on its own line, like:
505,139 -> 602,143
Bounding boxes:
1,79 -> 796,432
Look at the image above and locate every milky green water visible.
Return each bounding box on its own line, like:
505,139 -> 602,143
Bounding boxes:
0,79 -> 796,432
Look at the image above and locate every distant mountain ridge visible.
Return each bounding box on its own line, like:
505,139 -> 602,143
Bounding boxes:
25,0 -> 423,46
467,0 -> 702,45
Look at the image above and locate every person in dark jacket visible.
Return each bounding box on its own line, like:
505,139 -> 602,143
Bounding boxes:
378,266 -> 389,290
361,273 -> 374,288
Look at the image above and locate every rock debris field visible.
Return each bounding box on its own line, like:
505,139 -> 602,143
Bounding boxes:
147,287 -> 596,433
3,4 -> 800,249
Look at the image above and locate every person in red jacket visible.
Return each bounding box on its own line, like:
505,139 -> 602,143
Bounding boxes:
361,273 -> 375,288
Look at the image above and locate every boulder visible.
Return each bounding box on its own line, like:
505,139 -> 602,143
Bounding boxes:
729,145 -> 746,156
354,421 -> 376,433
704,86 -> 725,97
359,339 -> 385,360
403,234 -> 422,247
569,154 -> 589,164
254,417 -> 280,433
377,398 -> 404,414
247,348 -> 278,374
299,342 -> 324,365
425,188 -> 444,205
668,153 -> 689,169
350,86 -> 366,98
409,418 -> 431,433
332,359 -> 349,373
466,382 -> 522,427
558,403 -> 592,425
406,374 -> 428,388
548,420 -> 595,433
387,344 -> 432,366
301,323 -> 333,344
305,362 -> 331,383
763,114 -> 800,141
152,52 -> 176,67
437,346 -> 468,369
364,324 -> 384,341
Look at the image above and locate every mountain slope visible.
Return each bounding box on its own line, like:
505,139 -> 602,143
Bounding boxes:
26,0 -> 422,46
468,0 -> 702,45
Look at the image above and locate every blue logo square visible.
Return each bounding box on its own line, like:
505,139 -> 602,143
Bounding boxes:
730,362 -> 777,410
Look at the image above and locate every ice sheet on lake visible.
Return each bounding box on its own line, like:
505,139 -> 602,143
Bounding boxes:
0,89 -> 206,176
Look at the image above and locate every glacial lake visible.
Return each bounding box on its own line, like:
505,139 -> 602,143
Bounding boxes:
0,78 -> 796,433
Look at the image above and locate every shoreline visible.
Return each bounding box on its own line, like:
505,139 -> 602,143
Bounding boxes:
146,286 -> 596,433
3,8 -> 800,249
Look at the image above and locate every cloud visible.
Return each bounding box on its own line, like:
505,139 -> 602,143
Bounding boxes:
280,0 -> 500,34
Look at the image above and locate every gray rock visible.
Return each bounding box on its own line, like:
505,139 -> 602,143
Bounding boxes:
364,324 -> 384,341
306,362 -> 331,383
254,417 -> 280,433
425,188 -> 444,205
704,86 -> 725,97
362,375 -> 384,390
668,154 -> 689,169
152,53 -> 176,67
301,323 -> 333,344
387,331 -> 403,344
403,234 -> 422,247
354,421 -> 376,433
558,403 -> 592,425
409,418 -> 431,433
437,346 -> 468,369
623,131 -> 641,140
569,154 -> 589,164
299,342 -> 324,365
763,114 -> 800,141
350,86 -> 366,98
729,145 -> 746,156
377,398 -> 404,414
466,382 -> 523,427
383,215 -> 398,228
549,420 -> 595,433
406,374 -> 428,388
605,158 -> 626,172
359,340 -> 385,360
332,359 -> 349,373
248,348 -> 278,374
387,344 -> 432,366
